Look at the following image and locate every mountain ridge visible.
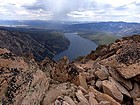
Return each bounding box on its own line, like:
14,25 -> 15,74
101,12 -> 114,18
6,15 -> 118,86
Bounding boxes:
0,34 -> 140,105
0,27 -> 70,61
2,20 -> 140,45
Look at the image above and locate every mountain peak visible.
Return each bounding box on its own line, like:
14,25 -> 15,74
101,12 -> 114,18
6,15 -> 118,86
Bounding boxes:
0,35 -> 140,104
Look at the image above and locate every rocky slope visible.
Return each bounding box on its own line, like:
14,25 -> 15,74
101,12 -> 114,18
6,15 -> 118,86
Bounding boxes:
0,28 -> 70,61
0,35 -> 140,105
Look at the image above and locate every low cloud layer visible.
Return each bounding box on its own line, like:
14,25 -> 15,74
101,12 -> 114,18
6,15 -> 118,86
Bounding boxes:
0,0 -> 140,22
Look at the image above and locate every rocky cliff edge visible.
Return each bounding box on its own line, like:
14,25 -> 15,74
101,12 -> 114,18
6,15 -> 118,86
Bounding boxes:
0,35 -> 140,105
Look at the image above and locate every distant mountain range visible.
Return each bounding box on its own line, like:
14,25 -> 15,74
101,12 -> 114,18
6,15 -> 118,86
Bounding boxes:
67,22 -> 140,36
1,20 -> 140,36
0,20 -> 140,36
1,20 -> 140,59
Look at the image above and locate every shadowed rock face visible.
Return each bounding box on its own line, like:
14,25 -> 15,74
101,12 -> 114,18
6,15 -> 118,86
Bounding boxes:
0,28 -> 70,61
0,35 -> 140,105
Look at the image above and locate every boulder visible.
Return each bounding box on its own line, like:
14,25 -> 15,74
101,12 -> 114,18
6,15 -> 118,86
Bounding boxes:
76,90 -> 89,105
130,83 -> 140,99
64,96 -> 76,105
79,86 -> 88,94
94,64 -> 109,81
79,73 -> 88,89
88,86 -> 121,105
102,80 -> 123,102
95,69 -> 108,80
96,80 -> 102,90
109,77 -> 131,97
99,101 -> 111,105
108,67 -> 132,90
89,92 -> 99,105
100,65 -> 110,75
116,63 -> 140,79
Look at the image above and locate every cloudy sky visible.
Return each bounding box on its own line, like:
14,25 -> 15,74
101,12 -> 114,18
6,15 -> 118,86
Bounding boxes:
0,0 -> 140,22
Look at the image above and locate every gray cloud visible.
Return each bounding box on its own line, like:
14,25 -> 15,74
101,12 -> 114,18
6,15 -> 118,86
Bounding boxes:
23,0 -> 92,12
22,0 -> 97,20
135,2 -> 140,6
23,1 -> 46,10
114,5 -> 128,10
0,0 -> 140,22
24,0 -> 124,20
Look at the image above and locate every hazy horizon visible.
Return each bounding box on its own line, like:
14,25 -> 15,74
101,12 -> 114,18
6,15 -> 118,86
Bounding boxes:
0,0 -> 140,22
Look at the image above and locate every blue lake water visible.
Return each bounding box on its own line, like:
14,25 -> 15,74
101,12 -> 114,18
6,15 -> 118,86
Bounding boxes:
53,33 -> 97,61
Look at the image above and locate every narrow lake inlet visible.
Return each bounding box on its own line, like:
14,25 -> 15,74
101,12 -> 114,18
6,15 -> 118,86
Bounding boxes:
53,33 -> 97,61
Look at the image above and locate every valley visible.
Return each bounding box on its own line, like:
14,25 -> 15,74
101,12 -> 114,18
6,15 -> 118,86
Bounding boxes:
1,21 -> 140,61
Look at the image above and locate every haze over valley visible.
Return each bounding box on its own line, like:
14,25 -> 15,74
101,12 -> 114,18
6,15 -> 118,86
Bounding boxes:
1,20 -> 140,61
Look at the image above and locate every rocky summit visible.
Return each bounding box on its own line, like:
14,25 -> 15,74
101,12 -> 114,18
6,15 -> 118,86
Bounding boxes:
0,35 -> 140,105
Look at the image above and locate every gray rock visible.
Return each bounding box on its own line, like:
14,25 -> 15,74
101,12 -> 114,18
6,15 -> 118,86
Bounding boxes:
99,101 -> 111,105
76,90 -> 89,105
109,77 -> 131,97
130,83 -> 140,100
109,67 -> 132,90
95,64 -> 109,80
64,96 -> 76,105
79,73 -> 88,89
95,70 -> 108,80
96,80 -> 102,90
89,92 -> 99,105
89,86 -> 121,105
102,80 -> 123,102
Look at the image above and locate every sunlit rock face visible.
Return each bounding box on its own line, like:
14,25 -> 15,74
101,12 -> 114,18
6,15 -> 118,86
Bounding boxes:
0,35 -> 140,105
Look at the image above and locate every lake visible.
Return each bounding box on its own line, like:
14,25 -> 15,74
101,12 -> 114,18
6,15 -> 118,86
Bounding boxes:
53,33 -> 97,61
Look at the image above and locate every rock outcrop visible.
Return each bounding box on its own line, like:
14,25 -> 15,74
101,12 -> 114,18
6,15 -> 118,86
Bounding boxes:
0,48 -> 49,105
0,35 -> 140,105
